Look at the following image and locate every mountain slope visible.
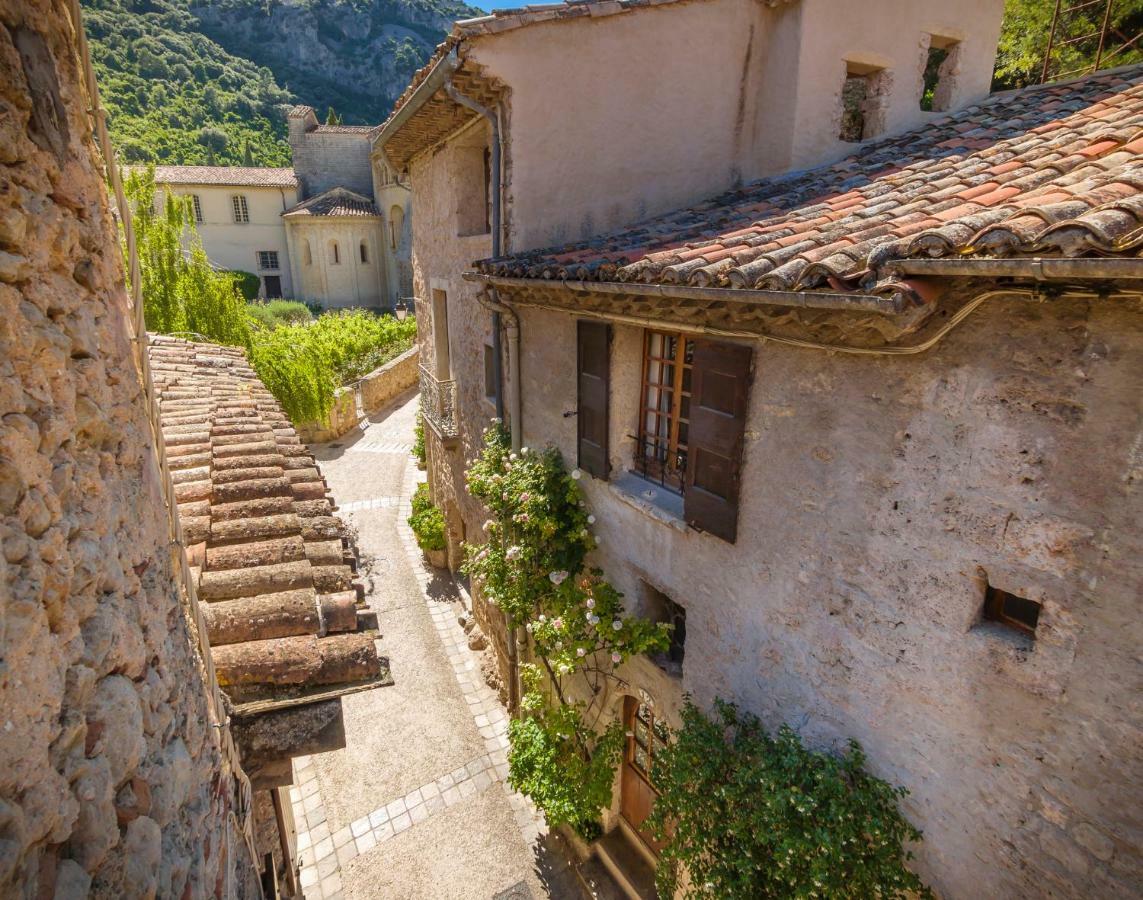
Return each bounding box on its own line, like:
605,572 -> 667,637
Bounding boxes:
192,0 -> 480,126
82,0 -> 478,166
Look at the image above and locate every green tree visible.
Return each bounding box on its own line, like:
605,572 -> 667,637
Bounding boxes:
124,166 -> 251,347
994,0 -> 1143,89
324,106 -> 342,125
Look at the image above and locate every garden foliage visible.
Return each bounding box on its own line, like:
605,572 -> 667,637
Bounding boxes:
648,699 -> 932,900
463,426 -> 668,833
408,484 -> 446,552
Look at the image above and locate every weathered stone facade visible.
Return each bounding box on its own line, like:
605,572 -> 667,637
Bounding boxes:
389,3 -> 1143,896
0,2 -> 257,895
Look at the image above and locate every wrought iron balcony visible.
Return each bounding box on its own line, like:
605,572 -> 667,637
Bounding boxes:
419,364 -> 458,441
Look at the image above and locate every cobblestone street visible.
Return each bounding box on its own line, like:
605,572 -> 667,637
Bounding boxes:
288,390 -> 582,899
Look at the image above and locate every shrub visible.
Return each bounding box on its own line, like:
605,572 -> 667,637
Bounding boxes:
648,699 -> 932,900
247,299 -> 313,327
412,403 -> 426,469
227,270 -> 261,301
408,483 -> 446,552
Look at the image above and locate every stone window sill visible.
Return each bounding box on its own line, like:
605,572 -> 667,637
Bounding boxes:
606,472 -> 688,533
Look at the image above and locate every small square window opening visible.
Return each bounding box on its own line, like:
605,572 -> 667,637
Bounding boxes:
983,584 -> 1041,637
641,582 -> 686,676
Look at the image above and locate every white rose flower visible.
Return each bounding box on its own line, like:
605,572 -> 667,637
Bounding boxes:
571,469 -> 582,480
577,647 -> 586,657
611,652 -> 622,664
587,515 -> 596,524
611,620 -> 622,631
585,598 -> 595,609
548,570 -> 568,585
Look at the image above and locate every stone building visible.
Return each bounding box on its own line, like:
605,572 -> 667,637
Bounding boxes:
148,104 -> 416,310
376,0 -> 1143,896
1,1 -> 261,895
1,1 -> 390,895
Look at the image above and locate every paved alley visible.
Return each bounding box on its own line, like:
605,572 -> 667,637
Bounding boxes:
288,390 -> 582,900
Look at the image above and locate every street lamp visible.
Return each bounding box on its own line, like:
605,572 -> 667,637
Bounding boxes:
395,298 -> 409,321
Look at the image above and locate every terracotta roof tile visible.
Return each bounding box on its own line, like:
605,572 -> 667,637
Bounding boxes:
148,336 -> 386,711
148,166 -> 298,188
282,187 -> 379,219
476,66 -> 1143,292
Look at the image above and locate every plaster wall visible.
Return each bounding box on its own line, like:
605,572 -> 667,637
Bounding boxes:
466,0 -> 1004,253
373,168 -> 413,308
157,183 -> 296,297
0,3 -> 257,895
505,296 -> 1142,899
285,217 -> 386,308
784,0 -> 1006,170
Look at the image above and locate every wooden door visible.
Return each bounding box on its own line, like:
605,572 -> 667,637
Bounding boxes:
619,697 -> 668,854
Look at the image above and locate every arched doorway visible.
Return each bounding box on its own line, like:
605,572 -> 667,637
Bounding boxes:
620,696 -> 669,854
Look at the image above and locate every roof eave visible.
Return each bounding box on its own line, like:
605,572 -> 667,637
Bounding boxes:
372,46 -> 461,163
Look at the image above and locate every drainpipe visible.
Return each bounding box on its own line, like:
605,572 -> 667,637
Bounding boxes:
443,82 -> 525,714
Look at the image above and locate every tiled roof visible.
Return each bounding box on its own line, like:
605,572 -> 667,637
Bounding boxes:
313,123 -> 380,136
148,336 -> 386,711
475,66 -> 1143,292
149,166 -> 298,188
283,187 -> 380,219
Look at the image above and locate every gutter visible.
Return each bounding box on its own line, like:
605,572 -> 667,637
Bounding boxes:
464,272 -> 911,314
890,257 -> 1143,280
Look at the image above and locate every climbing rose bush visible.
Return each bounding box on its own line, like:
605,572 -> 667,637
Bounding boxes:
463,425 -> 668,833
648,699 -> 933,900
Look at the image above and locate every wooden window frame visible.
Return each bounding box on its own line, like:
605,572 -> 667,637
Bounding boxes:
634,330 -> 693,493
626,701 -> 669,787
231,194 -> 249,224
191,193 -> 203,223
256,250 -> 279,271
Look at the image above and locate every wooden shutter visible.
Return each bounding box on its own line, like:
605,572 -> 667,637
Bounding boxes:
577,320 -> 610,480
684,339 -> 751,542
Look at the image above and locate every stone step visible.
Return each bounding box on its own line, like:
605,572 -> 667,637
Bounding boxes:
594,828 -> 658,900
575,855 -> 627,900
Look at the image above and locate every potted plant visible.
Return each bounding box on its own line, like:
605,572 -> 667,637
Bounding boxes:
408,483 -> 447,567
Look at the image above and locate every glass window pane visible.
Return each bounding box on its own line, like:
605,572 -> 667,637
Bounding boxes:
634,744 -> 649,772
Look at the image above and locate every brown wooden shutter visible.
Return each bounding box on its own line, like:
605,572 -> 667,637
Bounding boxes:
577,320 -> 610,480
684,339 -> 751,542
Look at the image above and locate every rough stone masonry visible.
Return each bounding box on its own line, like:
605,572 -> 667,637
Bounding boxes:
0,1 -> 257,896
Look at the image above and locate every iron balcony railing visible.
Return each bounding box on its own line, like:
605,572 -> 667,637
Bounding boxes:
419,364 -> 458,440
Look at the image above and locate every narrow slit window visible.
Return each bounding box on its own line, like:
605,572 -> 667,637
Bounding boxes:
983,585 -> 1041,637
331,242 -> 340,265
191,194 -> 203,223
359,241 -> 368,264
839,62 -> 887,142
922,38 -> 960,112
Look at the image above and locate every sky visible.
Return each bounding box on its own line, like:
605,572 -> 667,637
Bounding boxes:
465,0 -> 501,11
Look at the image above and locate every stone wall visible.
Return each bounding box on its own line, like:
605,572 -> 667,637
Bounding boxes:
296,347 -> 420,444
288,117 -> 374,201
0,3 -> 256,896
508,293 -> 1143,899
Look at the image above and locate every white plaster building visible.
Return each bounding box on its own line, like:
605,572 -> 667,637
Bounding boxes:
149,106 -> 414,308
152,166 -> 299,298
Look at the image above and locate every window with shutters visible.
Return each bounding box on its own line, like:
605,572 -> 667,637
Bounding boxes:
635,331 -> 694,493
231,194 -> 249,223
